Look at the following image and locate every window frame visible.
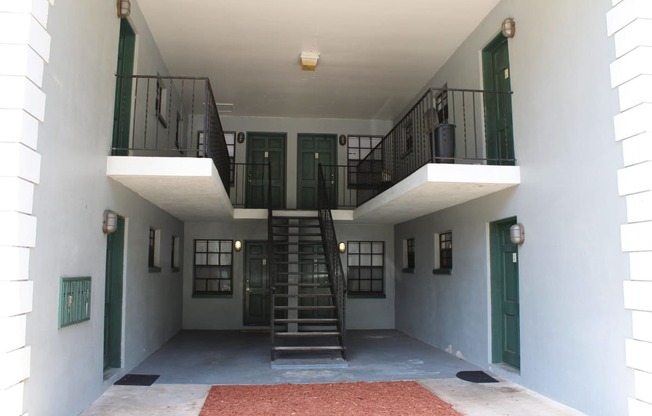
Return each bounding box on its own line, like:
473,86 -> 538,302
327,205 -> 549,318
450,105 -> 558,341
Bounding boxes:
148,227 -> 161,272
193,239 -> 234,297
402,238 -> 415,273
346,241 -> 385,298
346,134 -> 384,189
433,231 -> 453,275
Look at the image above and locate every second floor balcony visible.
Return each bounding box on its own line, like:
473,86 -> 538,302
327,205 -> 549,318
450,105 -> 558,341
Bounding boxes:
106,75 -> 520,224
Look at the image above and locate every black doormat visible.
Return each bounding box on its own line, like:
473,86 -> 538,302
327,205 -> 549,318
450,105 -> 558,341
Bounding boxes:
114,374 -> 160,386
456,371 -> 498,383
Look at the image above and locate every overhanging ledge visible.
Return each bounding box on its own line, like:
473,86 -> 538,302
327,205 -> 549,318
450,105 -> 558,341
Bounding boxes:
352,163 -> 521,224
106,156 -> 233,221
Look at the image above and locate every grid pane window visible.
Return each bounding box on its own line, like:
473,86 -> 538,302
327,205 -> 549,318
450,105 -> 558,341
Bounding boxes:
407,238 -> 415,269
347,241 -> 384,296
347,135 -> 383,188
194,239 -> 233,295
439,232 -> 452,270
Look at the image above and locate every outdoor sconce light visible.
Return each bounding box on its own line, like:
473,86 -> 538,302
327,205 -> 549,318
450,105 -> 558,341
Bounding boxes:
338,242 -> 346,253
339,135 -> 347,146
234,240 -> 243,252
237,132 -> 245,143
501,17 -> 516,38
117,0 -> 131,18
102,210 -> 118,234
510,223 -> 525,245
300,52 -> 320,71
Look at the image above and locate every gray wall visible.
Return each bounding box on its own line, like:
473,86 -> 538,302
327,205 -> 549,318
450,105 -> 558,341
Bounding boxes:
394,1 -> 631,415
183,220 -> 394,330
25,1 -> 184,415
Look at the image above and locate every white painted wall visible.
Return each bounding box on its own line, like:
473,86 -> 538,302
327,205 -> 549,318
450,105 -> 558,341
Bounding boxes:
394,0 -> 631,415
24,1 -> 184,415
183,220 -> 394,330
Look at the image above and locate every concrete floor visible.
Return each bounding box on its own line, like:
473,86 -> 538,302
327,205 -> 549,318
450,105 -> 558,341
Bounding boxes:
81,330 -> 584,415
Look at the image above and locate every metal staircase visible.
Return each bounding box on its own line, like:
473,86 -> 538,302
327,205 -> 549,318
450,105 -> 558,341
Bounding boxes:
268,164 -> 347,361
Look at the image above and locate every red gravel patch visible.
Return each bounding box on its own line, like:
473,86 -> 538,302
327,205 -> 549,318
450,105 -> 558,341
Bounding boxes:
199,381 -> 462,416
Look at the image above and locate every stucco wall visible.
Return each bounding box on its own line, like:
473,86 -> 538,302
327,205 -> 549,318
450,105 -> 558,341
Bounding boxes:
183,220 -> 394,330
394,0 -> 631,415
24,1 -> 183,415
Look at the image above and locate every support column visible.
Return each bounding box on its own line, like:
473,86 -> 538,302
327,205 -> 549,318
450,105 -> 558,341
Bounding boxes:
0,0 -> 50,414
607,0 -> 652,414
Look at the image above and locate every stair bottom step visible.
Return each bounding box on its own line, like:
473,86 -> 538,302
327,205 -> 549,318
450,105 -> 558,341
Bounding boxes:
272,346 -> 344,352
271,357 -> 348,369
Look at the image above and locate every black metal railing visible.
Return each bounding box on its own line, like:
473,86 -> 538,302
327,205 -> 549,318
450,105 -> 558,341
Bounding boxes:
230,163 -> 270,208
267,162 -> 275,352
112,75 -> 231,193
355,87 -> 514,205
317,163 -> 346,351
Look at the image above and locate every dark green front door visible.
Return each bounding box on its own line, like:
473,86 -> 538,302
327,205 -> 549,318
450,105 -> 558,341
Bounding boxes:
246,132 -> 286,209
244,241 -> 270,326
297,134 -> 337,209
490,217 -> 520,369
104,216 -> 125,369
111,19 -> 135,156
483,35 -> 514,165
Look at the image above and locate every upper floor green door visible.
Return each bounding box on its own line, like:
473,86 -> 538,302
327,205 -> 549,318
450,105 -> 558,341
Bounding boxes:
246,132 -> 286,209
297,134 -> 337,210
483,35 -> 515,165
111,19 -> 135,156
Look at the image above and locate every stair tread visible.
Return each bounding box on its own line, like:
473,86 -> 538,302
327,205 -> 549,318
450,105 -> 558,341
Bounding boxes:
275,331 -> 341,337
274,305 -> 336,310
274,318 -> 338,323
274,293 -> 333,298
272,346 -> 344,351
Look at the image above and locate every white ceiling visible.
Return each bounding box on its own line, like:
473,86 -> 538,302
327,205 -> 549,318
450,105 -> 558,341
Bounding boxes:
135,0 -> 500,120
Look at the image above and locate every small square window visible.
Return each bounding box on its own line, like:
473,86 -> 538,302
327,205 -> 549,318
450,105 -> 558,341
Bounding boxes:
193,239 -> 233,296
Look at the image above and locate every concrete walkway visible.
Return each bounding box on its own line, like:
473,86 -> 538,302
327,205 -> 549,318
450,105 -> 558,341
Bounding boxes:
81,330 -> 584,415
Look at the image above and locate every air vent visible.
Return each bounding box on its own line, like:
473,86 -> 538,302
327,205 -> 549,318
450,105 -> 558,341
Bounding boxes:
58,277 -> 91,328
216,103 -> 234,113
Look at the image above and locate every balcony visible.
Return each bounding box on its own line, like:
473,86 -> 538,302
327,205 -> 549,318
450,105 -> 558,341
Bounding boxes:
107,77 -> 519,224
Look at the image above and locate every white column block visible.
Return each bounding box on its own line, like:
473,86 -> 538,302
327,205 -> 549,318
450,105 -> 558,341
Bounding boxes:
614,103 -> 652,141
0,346 -> 30,391
0,178 -> 34,214
0,45 -> 44,87
0,315 -> 26,353
633,311 -> 652,342
626,339 -> 652,373
0,281 -> 33,317
0,381 -> 25,416
0,143 -> 41,184
610,47 -> 652,88
629,397 -> 652,416
615,18 -> 652,57
619,75 -> 652,111
626,191 -> 652,223
0,14 -> 50,62
0,212 -> 37,248
0,0 -> 50,27
617,161 -> 652,196
0,247 -> 30,282
607,0 -> 652,36
621,222 -> 652,252
634,370 -> 652,404
0,77 -> 46,122
630,252 -> 652,281
622,132 -> 652,167
624,281 -> 652,311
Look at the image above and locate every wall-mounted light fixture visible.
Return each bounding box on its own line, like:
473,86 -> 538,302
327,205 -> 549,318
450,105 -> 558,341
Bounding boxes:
339,135 -> 347,146
338,242 -> 346,253
510,223 -> 525,245
237,132 -> 245,144
300,52 -> 320,71
234,240 -> 243,252
501,17 -> 516,38
117,0 -> 131,18
102,210 -> 118,234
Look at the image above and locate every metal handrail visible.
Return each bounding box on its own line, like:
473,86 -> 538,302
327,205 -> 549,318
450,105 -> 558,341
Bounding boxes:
317,163 -> 346,353
267,162 -> 275,355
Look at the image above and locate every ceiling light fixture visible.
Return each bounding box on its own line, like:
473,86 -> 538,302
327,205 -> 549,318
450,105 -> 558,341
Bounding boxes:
501,17 -> 516,38
300,52 -> 320,71
117,0 -> 131,18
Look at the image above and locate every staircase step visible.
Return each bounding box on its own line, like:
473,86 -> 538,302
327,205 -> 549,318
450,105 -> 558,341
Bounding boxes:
272,346 -> 344,352
273,261 -> 326,265
274,293 -> 333,298
274,305 -> 336,310
274,318 -> 338,324
273,283 -> 329,289
274,271 -> 329,276
273,232 -> 322,237
275,331 -> 341,337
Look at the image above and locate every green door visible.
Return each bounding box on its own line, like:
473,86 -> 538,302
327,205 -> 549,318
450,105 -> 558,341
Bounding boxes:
483,35 -> 514,165
246,133 -> 286,209
111,19 -> 135,156
297,134 -> 337,209
244,241 -> 270,326
104,216 -> 125,369
490,217 -> 520,369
